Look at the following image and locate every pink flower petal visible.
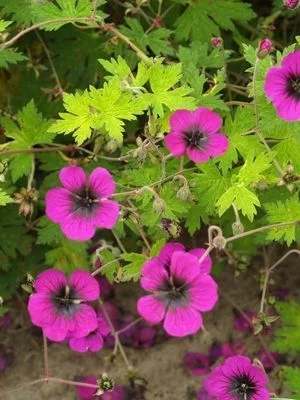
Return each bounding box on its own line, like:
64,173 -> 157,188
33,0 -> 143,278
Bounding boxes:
59,165 -> 87,192
76,376 -> 97,400
71,304 -> 98,338
159,242 -> 185,267
69,331 -> 104,353
163,306 -> 202,337
137,295 -> 165,324
248,364 -> 269,386
45,188 -> 73,224
69,270 -> 99,301
204,365 -> 227,396
169,109 -> 193,132
186,147 -> 211,163
277,97 -> 300,121
222,355 -> 251,376
188,248 -> 212,274
206,133 -> 229,157
187,275 -> 218,312
164,132 -> 186,157
140,258 -> 169,292
94,200 -> 120,229
43,315 -> 75,342
89,167 -> 116,198
170,251 -> 200,284
281,50 -> 300,76
28,293 -> 56,327
61,214 -> 96,241
193,108 -> 222,135
252,388 -> 270,400
264,67 -> 288,101
34,269 -> 67,294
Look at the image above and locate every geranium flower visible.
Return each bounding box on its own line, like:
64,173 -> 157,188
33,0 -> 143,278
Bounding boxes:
204,355 -> 270,400
264,51 -> 300,121
69,311 -> 110,353
164,108 -> 228,163
137,244 -> 218,337
46,165 -> 120,241
183,352 -> 211,376
28,269 -> 99,342
76,376 -> 126,400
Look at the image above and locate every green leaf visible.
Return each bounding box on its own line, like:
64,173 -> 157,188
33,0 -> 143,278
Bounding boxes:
45,238 -> 89,272
120,18 -> 173,56
283,367 -> 300,399
36,216 -> 64,245
185,203 -> 208,235
217,187 -> 260,221
31,0 -> 93,31
191,162 -> 230,214
220,107 -> 264,174
0,189 -> 13,206
121,252 -> 148,282
237,152 -> 273,187
0,0 -> 33,25
0,20 -> 12,33
272,301 -> 300,354
265,195 -> 300,245
140,62 -> 195,117
49,79 -> 145,144
175,0 -> 255,42
0,48 -> 27,68
150,238 -> 167,257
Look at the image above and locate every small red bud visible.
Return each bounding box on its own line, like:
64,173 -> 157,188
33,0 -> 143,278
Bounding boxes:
257,38 -> 273,59
211,37 -> 223,48
283,0 -> 300,9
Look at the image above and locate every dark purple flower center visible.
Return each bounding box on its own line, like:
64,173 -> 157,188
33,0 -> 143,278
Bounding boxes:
287,75 -> 300,100
71,187 -> 99,217
52,285 -> 81,316
229,374 -> 257,400
184,128 -> 207,149
158,276 -> 188,306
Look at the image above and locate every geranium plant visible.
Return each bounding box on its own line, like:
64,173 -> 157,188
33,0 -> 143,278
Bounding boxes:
0,0 -> 300,399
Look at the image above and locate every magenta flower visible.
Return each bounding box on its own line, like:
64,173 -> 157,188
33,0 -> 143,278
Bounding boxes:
46,165 -> 120,241
283,0 -> 300,9
233,310 -> 256,333
69,311 -> 110,353
221,341 -> 245,358
137,243 -> 218,337
28,269 -> 99,342
204,355 -> 270,400
211,37 -> 223,48
264,51 -> 300,121
197,388 -> 216,400
164,108 -> 228,163
76,376 -> 126,400
258,350 -> 279,372
183,352 -> 211,376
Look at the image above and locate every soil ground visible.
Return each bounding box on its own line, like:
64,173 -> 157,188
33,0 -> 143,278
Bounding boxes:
0,252 -> 298,400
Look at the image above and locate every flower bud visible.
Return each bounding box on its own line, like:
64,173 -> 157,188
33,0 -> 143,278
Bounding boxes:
211,37 -> 223,48
152,198 -> 166,214
176,185 -> 191,201
232,221 -> 244,235
133,146 -> 148,163
257,38 -> 273,59
104,139 -> 119,153
283,0 -> 300,9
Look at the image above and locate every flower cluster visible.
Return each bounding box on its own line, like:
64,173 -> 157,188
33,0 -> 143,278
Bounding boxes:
137,243 -> 218,337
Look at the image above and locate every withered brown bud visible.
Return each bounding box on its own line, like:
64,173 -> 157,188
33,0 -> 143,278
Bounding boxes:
14,188 -> 38,217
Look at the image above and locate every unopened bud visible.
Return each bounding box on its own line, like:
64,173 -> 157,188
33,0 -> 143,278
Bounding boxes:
232,221 -> 244,235
176,186 -> 191,201
257,38 -> 273,59
153,197 -> 166,214
212,235 -> 227,249
133,146 -> 147,163
287,163 -> 294,174
283,0 -> 300,9
211,37 -> 223,48
105,139 -> 119,153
